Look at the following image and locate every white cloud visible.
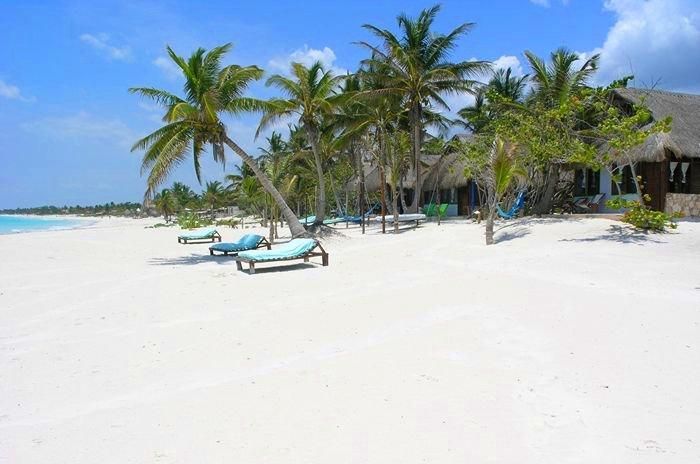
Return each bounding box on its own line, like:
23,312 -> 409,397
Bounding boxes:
587,0 -> 700,93
22,111 -> 137,148
268,45 -> 347,76
153,56 -> 182,80
0,79 -> 34,101
492,55 -> 525,76
79,33 -> 132,61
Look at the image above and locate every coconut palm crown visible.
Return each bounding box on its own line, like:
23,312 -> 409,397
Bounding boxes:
129,43 -> 306,236
258,61 -> 345,225
359,4 -> 491,211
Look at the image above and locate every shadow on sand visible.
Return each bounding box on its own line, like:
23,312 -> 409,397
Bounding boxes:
559,224 -> 667,245
235,262 -> 319,275
148,254 -> 234,266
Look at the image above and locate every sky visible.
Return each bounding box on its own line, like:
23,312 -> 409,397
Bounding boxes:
1,0 -> 698,209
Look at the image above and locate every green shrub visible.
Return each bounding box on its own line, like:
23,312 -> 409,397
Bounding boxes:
606,194 -> 681,232
215,218 -> 239,228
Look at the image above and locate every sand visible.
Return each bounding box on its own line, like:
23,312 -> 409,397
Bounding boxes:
1,216 -> 699,463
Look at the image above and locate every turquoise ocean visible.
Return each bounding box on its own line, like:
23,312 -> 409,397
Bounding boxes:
0,215 -> 86,235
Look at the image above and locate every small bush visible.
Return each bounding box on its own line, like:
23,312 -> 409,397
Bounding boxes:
176,212 -> 212,229
215,218 -> 239,228
606,194 -> 681,232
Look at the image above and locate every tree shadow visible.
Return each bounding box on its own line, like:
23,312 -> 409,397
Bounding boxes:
148,254 -> 233,266
495,227 -> 532,243
559,224 -> 667,245
236,262 -> 319,275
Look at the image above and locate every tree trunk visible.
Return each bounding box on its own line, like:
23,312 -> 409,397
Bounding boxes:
408,103 -> 423,213
485,211 -> 495,245
380,167 -> 387,234
305,125 -> 326,224
399,178 -> 408,213
223,135 -> 306,237
532,164 -> 560,215
328,170 -> 343,214
391,183 -> 399,233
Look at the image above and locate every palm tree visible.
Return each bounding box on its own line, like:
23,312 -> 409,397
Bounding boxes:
153,188 -> 176,221
129,43 -> 306,237
524,48 -> 599,214
360,5 -> 490,212
490,68 -> 529,103
483,138 -> 527,245
202,180 -> 225,219
524,48 -> 599,107
457,67 -> 529,133
259,61 -> 344,226
170,181 -> 194,211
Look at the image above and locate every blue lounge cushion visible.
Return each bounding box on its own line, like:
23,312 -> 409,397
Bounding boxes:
238,238 -> 317,262
178,227 -> 218,239
210,234 -> 262,252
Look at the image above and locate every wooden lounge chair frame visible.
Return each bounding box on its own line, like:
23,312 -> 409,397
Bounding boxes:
178,230 -> 222,244
234,242 -> 329,275
209,236 -> 271,256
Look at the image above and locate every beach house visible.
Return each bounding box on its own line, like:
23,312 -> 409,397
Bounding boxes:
574,88 -> 700,216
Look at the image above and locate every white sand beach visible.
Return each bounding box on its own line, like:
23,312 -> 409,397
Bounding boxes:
1,217 -> 699,463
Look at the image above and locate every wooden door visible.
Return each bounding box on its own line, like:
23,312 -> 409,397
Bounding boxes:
639,162 -> 667,211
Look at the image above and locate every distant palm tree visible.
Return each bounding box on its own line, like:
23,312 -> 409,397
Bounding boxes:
524,47 -> 599,107
259,61 -> 344,225
129,43 -> 306,237
490,68 -> 529,103
170,182 -> 194,211
360,5 -> 490,212
457,67 -> 529,132
153,188 -> 176,221
202,180 -> 225,219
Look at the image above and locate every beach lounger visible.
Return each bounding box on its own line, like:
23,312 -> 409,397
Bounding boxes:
234,238 -> 329,274
300,215 -> 316,225
373,213 -> 426,227
423,203 -> 449,218
209,234 -> 271,256
177,227 -> 222,244
573,193 -> 605,213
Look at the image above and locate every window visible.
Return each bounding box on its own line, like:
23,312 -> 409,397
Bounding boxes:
610,165 -> 637,195
574,168 -> 601,196
669,159 -> 698,194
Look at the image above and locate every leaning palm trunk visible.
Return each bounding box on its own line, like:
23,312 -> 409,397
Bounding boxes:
224,136 -> 306,237
306,126 -> 326,225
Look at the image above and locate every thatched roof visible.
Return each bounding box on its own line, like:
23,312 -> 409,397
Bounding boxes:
613,88 -> 700,161
423,151 -> 471,190
358,153 -> 473,192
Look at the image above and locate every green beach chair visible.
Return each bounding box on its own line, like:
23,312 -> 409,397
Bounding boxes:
177,227 -> 222,244
234,238 -> 329,274
209,234 -> 271,256
423,203 -> 449,218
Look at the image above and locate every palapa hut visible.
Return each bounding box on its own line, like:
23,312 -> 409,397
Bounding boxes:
351,150 -> 482,216
576,88 -> 700,215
